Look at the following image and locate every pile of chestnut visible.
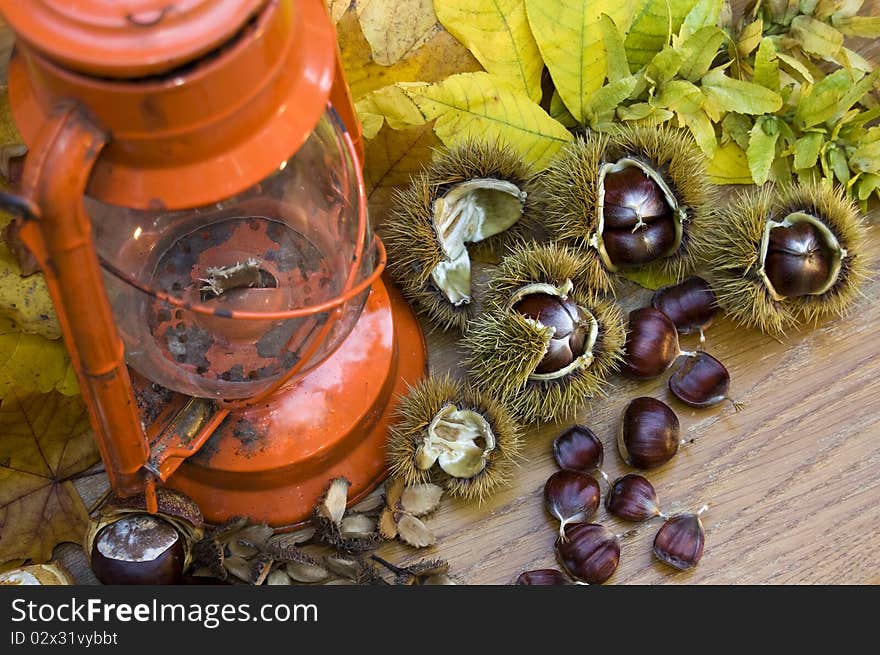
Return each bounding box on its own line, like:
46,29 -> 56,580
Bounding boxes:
518,276 -> 730,584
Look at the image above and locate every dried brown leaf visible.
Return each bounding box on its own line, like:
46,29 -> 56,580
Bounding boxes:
400,483 -> 443,517
396,514 -> 436,548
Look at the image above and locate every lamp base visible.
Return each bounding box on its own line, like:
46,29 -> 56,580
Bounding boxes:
163,278 -> 427,527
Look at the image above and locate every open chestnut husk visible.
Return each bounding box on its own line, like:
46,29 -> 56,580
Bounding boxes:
553,425 -> 604,472
85,488 -> 203,585
618,397 -> 683,469
653,506 -> 707,571
651,275 -> 718,340
621,307 -> 691,379
386,375 -> 523,501
605,473 -> 662,522
544,470 -> 601,539
669,351 -> 742,410
555,523 -> 620,584
537,126 -> 713,288
0,562 -> 74,586
464,242 -> 625,424
383,139 -> 536,332
515,569 -> 571,585
704,183 -> 867,336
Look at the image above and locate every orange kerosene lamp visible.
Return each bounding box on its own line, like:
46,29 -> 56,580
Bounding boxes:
0,0 -> 426,525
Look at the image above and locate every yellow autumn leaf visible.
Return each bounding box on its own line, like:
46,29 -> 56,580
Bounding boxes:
625,0 -> 694,71
356,0 -> 439,66
0,242 -> 61,339
707,142 -> 754,185
356,83 -> 430,138
337,8 -> 481,102
325,0 -> 349,23
409,72 -> 573,170
0,317 -> 78,398
525,0 -> 633,124
434,0 -> 543,102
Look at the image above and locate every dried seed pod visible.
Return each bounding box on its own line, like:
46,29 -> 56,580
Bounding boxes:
537,127 -> 713,288
315,477 -> 351,526
400,483 -> 444,516
387,376 -> 523,501
464,242 -> 625,424
555,523 -> 620,584
545,470 -> 601,539
618,397 -> 683,469
383,139 -> 537,332
651,275 -> 718,340
266,569 -> 292,586
396,514 -> 436,548
622,307 -> 693,379
90,514 -> 186,585
669,351 -> 742,410
553,425 -> 604,473
653,506 -> 708,571
704,183 -> 867,336
339,514 -> 377,538
0,563 -> 74,586
605,473 -> 662,522
515,569 -> 571,585
285,558 -> 330,583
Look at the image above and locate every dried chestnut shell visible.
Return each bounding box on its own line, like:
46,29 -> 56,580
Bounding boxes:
515,569 -> 570,585
651,276 -> 718,336
621,307 -> 681,379
605,473 -> 662,522
555,523 -> 620,584
513,292 -> 588,374
618,397 -> 681,469
545,470 -> 601,538
553,425 -> 604,472
669,352 -> 734,409
764,221 -> 832,298
90,514 -> 185,585
653,509 -> 706,571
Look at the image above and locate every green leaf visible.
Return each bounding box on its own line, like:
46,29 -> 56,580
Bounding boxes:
620,266 -> 681,291
678,0 -> 723,41
753,37 -> 780,92
599,13 -> 630,84
525,0 -> 634,123
434,0 -> 545,102
656,79 -> 703,114
790,15 -> 844,58
722,113 -> 753,150
586,75 -> 640,125
850,137 -> 880,173
625,0 -> 693,71
832,15 -> 880,38
795,68 -> 855,128
856,173 -> 880,201
407,72 -> 574,170
747,116 -> 780,185
831,67 -> 880,125
793,132 -> 825,169
550,90 -> 579,128
680,108 -> 718,158
826,145 -> 850,185
701,67 -> 783,116
736,19 -> 763,58
707,142 -> 754,184
677,26 -> 726,82
646,46 -> 684,86
617,103 -> 656,121
776,51 -> 815,84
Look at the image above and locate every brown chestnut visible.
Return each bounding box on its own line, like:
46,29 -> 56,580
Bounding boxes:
515,569 -> 570,585
622,307 -> 690,379
605,473 -> 662,522
555,523 -> 620,584
553,425 -> 604,472
651,276 -> 718,339
618,397 -> 682,469
669,351 -> 741,409
513,292 -> 590,374
545,470 -> 601,539
764,221 -> 832,298
90,514 -> 185,585
653,506 -> 707,571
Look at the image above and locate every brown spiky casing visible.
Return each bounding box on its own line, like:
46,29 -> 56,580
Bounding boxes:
536,126 -> 714,288
463,243 -> 626,424
386,375 -> 523,502
381,139 -> 537,332
704,182 -> 868,337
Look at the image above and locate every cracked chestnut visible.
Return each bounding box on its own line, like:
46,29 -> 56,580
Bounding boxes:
90,514 -> 185,585
618,397 -> 682,469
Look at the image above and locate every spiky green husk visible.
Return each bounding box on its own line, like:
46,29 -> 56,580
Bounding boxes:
704,182 -> 868,336
536,126 -> 714,287
386,376 -> 523,502
382,139 -> 538,332
463,243 -> 626,424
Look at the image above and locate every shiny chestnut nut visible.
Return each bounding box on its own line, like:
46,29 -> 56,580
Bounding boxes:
622,308 -> 692,379
651,276 -> 718,340
515,569 -> 570,585
555,523 -> 620,584
618,397 -> 683,469
513,291 -> 591,374
605,473 -> 663,522
764,220 -> 833,298
90,514 -> 185,585
653,506 -> 708,571
669,351 -> 742,410
545,470 -> 601,539
553,425 -> 604,472
598,163 -> 679,268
